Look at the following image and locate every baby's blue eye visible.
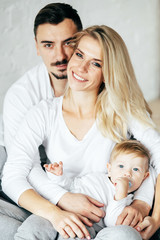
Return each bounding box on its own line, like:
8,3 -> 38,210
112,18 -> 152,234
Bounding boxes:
133,168 -> 139,172
119,165 -> 124,168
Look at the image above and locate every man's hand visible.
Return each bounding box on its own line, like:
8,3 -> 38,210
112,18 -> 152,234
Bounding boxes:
116,200 -> 150,227
58,192 -> 105,226
135,216 -> 160,240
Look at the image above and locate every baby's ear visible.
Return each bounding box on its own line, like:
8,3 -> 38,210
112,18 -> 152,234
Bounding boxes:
107,163 -> 111,177
144,171 -> 150,180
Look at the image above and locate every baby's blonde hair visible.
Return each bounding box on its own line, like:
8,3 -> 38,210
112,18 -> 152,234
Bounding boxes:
110,140 -> 150,170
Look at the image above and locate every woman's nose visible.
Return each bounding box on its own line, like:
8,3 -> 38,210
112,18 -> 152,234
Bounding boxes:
78,60 -> 88,72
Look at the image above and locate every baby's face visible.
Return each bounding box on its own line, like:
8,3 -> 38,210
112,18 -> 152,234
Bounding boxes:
107,153 -> 149,193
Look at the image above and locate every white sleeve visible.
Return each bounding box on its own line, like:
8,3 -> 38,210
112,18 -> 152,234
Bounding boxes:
3,83 -> 35,151
129,117 -> 160,206
2,101 -> 66,205
28,163 -> 68,204
104,194 -> 133,226
129,117 -> 160,174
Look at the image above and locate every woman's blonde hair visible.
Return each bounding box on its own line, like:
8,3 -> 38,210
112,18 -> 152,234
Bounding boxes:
70,25 -> 154,142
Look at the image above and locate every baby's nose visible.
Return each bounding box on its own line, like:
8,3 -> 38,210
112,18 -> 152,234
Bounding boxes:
124,171 -> 131,178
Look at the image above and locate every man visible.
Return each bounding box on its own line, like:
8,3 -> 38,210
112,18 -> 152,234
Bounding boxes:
0,3 -> 85,239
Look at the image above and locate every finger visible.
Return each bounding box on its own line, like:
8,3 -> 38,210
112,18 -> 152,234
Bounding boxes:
59,161 -> 63,166
121,213 -> 134,226
91,204 -> 105,218
116,211 -> 128,225
52,163 -> 59,168
64,225 -> 76,238
129,216 -> 140,228
78,214 -> 93,227
59,228 -> 69,239
70,217 -> 91,239
43,164 -> 48,168
135,219 -> 150,232
87,196 -> 104,207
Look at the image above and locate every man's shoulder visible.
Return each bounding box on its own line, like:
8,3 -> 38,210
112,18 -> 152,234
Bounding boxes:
4,62 -> 51,104
12,62 -> 47,88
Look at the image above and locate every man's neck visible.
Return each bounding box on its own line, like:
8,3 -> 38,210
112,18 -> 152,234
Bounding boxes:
50,77 -> 67,97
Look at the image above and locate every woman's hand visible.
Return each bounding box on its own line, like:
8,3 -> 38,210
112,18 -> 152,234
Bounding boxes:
135,216 -> 160,240
116,200 -> 150,227
49,207 -> 91,239
58,192 -> 105,225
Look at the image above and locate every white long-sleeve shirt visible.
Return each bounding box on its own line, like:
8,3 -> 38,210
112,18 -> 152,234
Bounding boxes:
3,62 -> 53,151
44,171 -> 133,227
2,97 -> 159,206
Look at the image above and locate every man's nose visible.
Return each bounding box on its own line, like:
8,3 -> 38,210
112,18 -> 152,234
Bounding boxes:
54,45 -> 66,61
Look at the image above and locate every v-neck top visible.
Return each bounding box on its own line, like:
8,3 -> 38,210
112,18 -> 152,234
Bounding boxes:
2,96 -> 160,206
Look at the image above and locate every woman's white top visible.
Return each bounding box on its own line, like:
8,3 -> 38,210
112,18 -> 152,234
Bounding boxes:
2,97 -> 160,206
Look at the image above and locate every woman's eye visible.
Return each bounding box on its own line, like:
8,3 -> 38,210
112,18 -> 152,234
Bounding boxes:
92,62 -> 101,68
133,168 -> 139,172
119,165 -> 124,168
75,52 -> 83,58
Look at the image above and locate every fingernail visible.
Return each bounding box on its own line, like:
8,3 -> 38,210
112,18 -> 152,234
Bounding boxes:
136,227 -> 141,232
87,236 -> 91,240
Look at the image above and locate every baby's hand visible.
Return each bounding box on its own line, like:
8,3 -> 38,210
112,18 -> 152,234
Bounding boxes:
44,161 -> 63,176
114,177 -> 129,200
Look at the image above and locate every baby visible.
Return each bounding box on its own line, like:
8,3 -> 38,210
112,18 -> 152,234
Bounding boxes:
44,140 -> 150,227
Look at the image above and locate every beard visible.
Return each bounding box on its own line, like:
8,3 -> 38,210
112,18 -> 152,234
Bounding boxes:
51,71 -> 67,80
50,59 -> 68,79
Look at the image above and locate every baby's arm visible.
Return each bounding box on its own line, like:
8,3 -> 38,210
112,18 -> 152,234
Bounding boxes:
114,177 -> 129,200
44,161 -> 72,191
44,161 -> 63,176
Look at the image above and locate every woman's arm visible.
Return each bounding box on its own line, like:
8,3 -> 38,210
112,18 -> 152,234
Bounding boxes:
135,174 -> 160,239
18,189 -> 91,239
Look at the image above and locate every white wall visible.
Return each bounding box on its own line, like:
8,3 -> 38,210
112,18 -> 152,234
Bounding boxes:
0,0 -> 160,113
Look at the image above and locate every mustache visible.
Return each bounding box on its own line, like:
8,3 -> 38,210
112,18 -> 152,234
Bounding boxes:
51,59 -> 68,66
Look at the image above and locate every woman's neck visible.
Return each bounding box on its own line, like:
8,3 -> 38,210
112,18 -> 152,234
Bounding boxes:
63,90 -> 97,119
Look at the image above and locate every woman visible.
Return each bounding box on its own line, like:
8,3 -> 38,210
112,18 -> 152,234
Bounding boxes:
2,25 -> 160,240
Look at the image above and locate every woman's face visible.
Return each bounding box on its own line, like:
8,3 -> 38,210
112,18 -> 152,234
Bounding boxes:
67,36 -> 104,93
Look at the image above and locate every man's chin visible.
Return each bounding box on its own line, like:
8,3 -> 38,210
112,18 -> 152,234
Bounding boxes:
51,72 -> 67,80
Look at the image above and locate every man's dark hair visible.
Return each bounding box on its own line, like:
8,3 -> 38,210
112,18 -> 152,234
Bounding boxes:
34,3 -> 82,36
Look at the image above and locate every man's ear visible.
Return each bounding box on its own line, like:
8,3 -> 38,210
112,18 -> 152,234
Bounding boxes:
107,162 -> 111,177
35,38 -> 40,56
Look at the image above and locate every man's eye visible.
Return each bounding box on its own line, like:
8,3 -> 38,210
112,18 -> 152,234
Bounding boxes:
92,62 -> 101,68
119,165 -> 124,168
44,44 -> 52,48
65,41 -> 71,46
133,168 -> 139,172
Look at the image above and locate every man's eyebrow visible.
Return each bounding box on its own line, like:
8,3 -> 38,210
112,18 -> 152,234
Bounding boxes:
41,41 -> 53,44
63,37 -> 74,43
40,37 -> 74,44
77,48 -> 102,62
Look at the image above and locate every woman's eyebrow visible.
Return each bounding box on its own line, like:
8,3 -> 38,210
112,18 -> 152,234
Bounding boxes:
76,48 -> 102,62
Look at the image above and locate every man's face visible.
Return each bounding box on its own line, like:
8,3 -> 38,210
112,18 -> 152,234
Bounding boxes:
35,19 -> 78,81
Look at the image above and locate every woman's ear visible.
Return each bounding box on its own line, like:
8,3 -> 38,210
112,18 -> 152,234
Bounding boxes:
107,162 -> 111,177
